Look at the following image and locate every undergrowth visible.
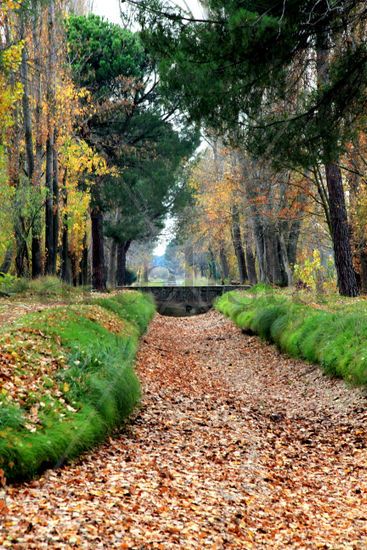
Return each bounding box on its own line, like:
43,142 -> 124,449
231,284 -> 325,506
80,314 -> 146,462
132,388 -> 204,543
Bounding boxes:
0,291 -> 155,483
216,288 -> 367,386
0,275 -> 89,300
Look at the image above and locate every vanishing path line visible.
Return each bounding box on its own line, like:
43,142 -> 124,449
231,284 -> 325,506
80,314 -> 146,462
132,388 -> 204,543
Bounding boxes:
1,311 -> 367,548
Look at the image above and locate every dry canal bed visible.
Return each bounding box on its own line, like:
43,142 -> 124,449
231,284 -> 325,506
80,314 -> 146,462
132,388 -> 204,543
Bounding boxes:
1,310 -> 367,548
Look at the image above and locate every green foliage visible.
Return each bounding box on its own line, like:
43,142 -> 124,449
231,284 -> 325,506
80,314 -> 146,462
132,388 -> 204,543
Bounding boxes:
216,290 -> 367,386
66,13 -> 199,251
0,292 -> 155,482
66,14 -> 144,97
135,0 -> 367,166
125,269 -> 137,286
294,251 -> 336,293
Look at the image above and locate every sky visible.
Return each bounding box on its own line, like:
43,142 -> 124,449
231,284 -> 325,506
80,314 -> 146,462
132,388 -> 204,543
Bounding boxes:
92,0 -> 204,25
91,0 -> 203,256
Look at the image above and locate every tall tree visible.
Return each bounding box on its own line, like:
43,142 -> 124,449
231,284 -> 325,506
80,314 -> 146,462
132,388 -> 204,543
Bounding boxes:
67,14 -> 198,289
132,0 -> 367,295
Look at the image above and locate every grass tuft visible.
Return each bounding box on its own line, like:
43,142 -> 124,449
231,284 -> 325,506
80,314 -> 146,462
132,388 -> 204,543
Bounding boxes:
216,290 -> 367,386
0,291 -> 155,483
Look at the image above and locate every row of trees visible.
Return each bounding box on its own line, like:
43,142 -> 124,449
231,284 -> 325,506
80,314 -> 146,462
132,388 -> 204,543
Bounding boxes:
0,2 -> 197,289
131,0 -> 367,296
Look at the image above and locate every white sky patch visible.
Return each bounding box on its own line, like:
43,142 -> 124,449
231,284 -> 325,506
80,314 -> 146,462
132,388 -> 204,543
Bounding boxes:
92,0 -> 204,24
154,216 -> 176,256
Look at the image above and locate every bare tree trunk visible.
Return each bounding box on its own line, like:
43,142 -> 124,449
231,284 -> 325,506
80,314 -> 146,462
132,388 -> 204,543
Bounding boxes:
324,164 -> 359,296
231,205 -> 247,283
79,233 -> 89,286
245,241 -> 257,284
0,247 -> 13,274
60,224 -> 72,284
45,136 -> 55,274
359,245 -> 367,294
60,170 -> 72,283
219,243 -> 230,281
316,34 -> 358,297
108,240 -> 117,288
279,232 -> 293,286
20,16 -> 42,278
91,207 -> 106,291
116,240 -> 132,286
143,262 -> 149,283
208,247 -> 219,282
52,144 -> 59,273
45,0 -> 58,275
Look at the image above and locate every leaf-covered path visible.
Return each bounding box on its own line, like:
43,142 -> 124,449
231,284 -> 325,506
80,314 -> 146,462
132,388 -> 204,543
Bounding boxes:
1,311 -> 367,548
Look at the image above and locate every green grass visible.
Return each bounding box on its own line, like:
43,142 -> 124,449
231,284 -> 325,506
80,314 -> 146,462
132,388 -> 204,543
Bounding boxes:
216,288 -> 367,386
0,275 -> 89,300
0,292 -> 155,483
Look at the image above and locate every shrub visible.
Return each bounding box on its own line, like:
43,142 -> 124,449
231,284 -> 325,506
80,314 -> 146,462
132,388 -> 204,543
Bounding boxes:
124,269 -> 137,286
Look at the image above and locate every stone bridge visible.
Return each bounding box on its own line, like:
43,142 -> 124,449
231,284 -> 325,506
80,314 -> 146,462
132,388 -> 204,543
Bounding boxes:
120,285 -> 250,316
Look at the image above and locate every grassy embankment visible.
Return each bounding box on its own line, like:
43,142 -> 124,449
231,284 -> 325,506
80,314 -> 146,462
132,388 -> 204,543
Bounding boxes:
0,281 -> 155,483
216,285 -> 367,386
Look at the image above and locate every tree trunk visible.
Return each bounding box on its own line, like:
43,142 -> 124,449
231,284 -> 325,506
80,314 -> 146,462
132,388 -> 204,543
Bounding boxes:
143,262 -> 149,283
219,243 -> 230,281
279,232 -> 293,286
45,136 -> 55,274
116,240 -> 132,286
325,164 -> 359,296
52,142 -> 59,274
316,33 -> 359,297
231,205 -> 247,283
79,233 -> 89,286
252,214 -> 265,282
245,241 -> 257,284
15,216 -> 30,278
0,247 -> 13,274
287,220 -> 301,267
91,207 -> 106,291
60,170 -> 72,284
108,240 -> 117,288
60,222 -> 72,284
208,247 -> 218,282
359,245 -> 367,294
21,20 -> 42,278
45,0 -> 57,275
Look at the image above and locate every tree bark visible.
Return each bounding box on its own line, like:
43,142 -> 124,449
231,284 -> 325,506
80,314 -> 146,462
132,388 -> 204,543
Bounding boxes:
20,17 -> 42,278
231,205 -> 247,283
316,33 -> 359,297
208,247 -> 218,282
359,245 -> 367,294
45,136 -> 55,274
91,207 -> 106,291
0,247 -> 13,274
79,233 -> 89,286
60,170 -> 72,283
325,164 -> 359,296
279,232 -> 293,286
52,142 -> 59,273
245,241 -> 257,284
116,240 -> 132,286
45,0 -> 57,275
108,240 -> 117,288
60,223 -> 72,284
219,243 -> 230,281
